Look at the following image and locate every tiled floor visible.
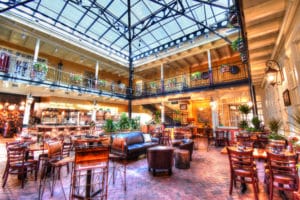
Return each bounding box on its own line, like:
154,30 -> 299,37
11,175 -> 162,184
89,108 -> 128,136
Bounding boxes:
0,137 -> 292,200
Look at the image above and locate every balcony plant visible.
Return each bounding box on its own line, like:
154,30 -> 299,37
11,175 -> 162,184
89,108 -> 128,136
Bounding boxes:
70,74 -> 82,84
231,37 -> 245,52
191,71 -> 201,81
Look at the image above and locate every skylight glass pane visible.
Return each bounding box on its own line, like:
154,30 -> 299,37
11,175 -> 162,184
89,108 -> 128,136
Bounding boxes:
89,22 -> 109,36
163,21 -> 181,35
106,0 -> 127,19
61,5 -> 84,23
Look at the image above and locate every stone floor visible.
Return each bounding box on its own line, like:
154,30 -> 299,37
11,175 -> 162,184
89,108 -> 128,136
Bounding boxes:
0,137 -> 292,200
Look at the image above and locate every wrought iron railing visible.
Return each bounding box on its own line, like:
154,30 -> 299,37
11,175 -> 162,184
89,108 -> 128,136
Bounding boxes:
0,51 -> 128,97
0,51 -> 249,99
133,63 -> 249,97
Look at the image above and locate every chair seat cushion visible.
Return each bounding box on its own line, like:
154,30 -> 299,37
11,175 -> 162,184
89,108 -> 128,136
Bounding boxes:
127,144 -> 146,153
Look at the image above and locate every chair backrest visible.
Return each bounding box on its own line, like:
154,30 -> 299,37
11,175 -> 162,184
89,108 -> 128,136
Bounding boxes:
74,146 -> 109,166
62,142 -> 72,158
215,130 -> 227,139
236,135 -> 253,147
46,141 -> 63,160
227,147 -> 255,174
7,145 -> 26,166
267,152 -> 298,177
6,141 -> 22,149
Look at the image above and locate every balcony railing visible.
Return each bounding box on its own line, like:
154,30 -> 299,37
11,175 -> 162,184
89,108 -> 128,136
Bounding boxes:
0,51 -> 128,97
133,63 -> 249,97
0,51 -> 249,99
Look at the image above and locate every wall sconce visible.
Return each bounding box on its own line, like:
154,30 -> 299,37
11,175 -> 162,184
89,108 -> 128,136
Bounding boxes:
265,60 -> 284,86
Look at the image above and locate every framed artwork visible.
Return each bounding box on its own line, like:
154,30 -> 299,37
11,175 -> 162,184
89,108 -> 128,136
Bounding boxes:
283,89 -> 291,106
180,104 -> 187,110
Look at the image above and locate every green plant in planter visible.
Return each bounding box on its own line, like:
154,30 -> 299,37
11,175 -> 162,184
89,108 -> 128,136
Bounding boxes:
268,133 -> 286,140
238,104 -> 251,120
104,119 -> 116,133
251,116 -> 262,131
116,112 -> 130,131
149,82 -> 157,89
71,74 -> 82,83
34,63 -> 48,73
268,118 -> 282,134
231,37 -> 244,52
239,120 -> 248,130
191,71 -> 201,81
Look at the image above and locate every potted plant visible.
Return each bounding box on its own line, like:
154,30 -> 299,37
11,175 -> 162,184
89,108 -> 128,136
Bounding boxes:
251,116 -> 262,133
231,37 -> 245,52
267,118 -> 285,146
191,71 -> 201,81
33,62 -> 48,80
238,120 -> 248,130
104,119 -> 116,133
116,112 -> 130,131
70,74 -> 82,84
238,104 -> 251,121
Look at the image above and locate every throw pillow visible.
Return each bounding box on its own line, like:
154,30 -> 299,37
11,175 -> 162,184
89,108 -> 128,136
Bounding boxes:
143,134 -> 152,143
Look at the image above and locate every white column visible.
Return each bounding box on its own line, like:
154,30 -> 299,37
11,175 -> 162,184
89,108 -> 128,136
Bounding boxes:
210,99 -> 218,130
160,63 -> 164,92
22,94 -> 34,136
95,61 -> 99,88
161,101 -> 165,123
91,100 -> 97,122
207,49 -> 213,84
33,38 -> 40,63
207,49 -> 212,71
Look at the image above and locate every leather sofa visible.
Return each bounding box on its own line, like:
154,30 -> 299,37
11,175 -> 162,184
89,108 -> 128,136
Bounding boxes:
110,131 -> 158,159
172,139 -> 194,161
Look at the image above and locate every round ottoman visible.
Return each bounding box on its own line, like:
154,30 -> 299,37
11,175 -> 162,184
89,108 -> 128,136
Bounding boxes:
174,149 -> 190,169
147,146 -> 174,176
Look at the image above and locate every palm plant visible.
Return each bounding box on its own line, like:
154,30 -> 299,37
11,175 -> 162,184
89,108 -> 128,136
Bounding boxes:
238,104 -> 251,120
268,118 -> 282,134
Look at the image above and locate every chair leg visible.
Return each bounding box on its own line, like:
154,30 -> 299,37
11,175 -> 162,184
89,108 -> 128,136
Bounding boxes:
229,174 -> 233,195
2,163 -> 8,179
253,182 -> 258,200
269,183 -> 273,200
2,169 -> 9,188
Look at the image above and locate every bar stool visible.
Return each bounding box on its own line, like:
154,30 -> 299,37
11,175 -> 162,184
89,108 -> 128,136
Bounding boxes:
109,153 -> 127,191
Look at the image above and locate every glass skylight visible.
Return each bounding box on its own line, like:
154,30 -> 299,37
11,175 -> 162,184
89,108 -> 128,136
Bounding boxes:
0,0 -> 234,64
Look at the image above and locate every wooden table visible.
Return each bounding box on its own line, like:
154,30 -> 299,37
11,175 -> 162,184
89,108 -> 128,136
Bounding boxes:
222,146 -> 296,159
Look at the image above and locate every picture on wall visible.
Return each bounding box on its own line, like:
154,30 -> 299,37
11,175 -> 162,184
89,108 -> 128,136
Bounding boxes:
283,89 -> 291,106
180,104 -> 187,110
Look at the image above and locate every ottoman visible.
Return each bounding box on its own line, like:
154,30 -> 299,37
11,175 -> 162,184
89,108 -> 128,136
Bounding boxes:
147,146 -> 174,176
174,149 -> 190,169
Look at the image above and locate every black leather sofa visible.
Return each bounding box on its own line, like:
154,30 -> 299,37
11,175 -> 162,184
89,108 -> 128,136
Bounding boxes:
110,131 -> 159,159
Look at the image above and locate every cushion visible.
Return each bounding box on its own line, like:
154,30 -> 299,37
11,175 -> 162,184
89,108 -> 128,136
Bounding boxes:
126,132 -> 144,145
112,137 -> 125,151
143,134 -> 152,143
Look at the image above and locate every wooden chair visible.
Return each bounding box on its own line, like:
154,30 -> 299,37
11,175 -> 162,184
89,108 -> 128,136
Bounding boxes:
236,135 -> 253,148
2,141 -> 22,179
2,145 -> 38,188
227,147 -> 259,200
39,141 -> 64,199
266,152 -> 299,200
70,146 -> 109,199
215,130 -> 229,147
160,129 -> 171,145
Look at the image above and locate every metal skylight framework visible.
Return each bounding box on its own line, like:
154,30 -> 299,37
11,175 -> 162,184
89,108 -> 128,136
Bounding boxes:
0,0 -> 235,64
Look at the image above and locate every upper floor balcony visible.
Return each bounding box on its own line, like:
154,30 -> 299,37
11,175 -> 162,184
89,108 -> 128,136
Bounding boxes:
0,51 -> 250,99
